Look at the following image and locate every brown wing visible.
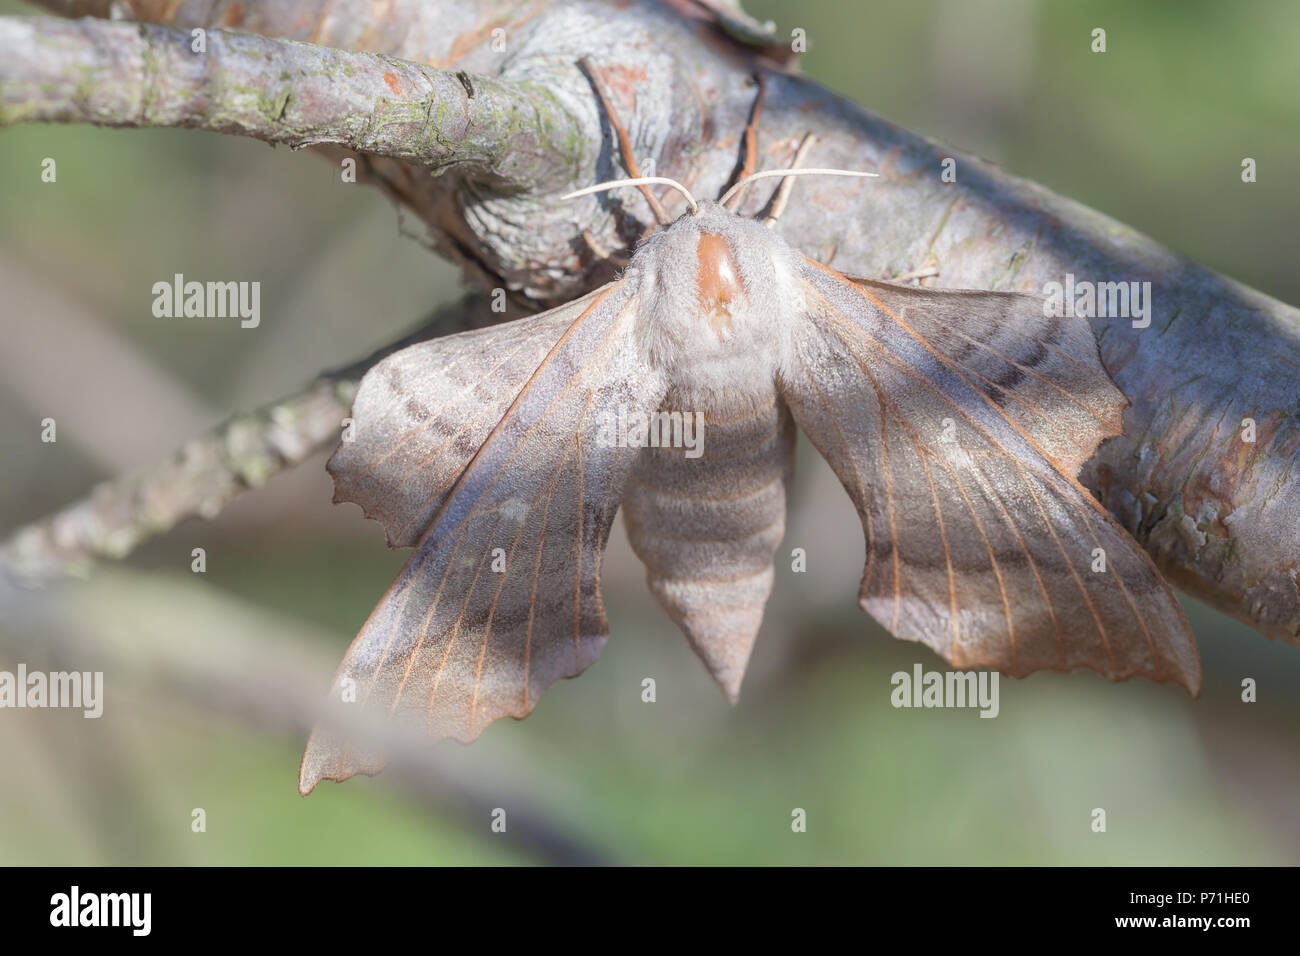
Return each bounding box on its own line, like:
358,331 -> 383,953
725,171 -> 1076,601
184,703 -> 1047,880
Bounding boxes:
301,281 -> 668,793
842,278 -> 1126,476
780,259 -> 1200,691
329,287 -> 611,548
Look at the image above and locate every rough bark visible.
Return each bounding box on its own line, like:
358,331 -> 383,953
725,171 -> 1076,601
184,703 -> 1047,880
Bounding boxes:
1,0 -> 1297,643
0,15 -> 584,190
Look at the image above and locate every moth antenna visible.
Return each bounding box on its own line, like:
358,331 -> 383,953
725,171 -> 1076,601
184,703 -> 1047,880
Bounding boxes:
563,177 -> 699,214
717,168 -> 879,209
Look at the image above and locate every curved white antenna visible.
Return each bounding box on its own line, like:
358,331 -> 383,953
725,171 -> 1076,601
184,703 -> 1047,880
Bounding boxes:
562,177 -> 698,214
718,168 -> 878,208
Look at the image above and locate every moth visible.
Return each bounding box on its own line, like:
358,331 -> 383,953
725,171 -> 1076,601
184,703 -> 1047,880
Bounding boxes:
299,156 -> 1200,796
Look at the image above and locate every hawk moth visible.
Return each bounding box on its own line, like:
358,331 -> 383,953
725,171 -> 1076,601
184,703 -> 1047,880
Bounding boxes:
298,168 -> 1199,795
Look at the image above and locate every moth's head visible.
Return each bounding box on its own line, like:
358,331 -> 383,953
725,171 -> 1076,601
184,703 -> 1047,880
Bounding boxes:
562,170 -> 878,310
659,201 -> 779,338
561,168 -> 878,358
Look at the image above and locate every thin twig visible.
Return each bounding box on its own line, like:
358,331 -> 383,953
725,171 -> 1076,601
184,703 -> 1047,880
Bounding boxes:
0,295 -> 498,587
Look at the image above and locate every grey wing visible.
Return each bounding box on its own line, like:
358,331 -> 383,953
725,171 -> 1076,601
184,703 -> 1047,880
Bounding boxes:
779,259 -> 1200,692
302,281 -> 668,793
329,287 -> 611,548
844,277 -> 1126,477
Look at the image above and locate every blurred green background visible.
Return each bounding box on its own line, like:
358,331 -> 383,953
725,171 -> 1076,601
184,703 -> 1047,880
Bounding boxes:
1,0 -> 1298,864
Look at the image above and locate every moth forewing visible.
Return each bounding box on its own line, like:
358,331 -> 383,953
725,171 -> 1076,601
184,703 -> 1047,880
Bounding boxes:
780,261 -> 1200,692
300,281 -> 668,794
837,275 -> 1129,476
326,287 -> 615,548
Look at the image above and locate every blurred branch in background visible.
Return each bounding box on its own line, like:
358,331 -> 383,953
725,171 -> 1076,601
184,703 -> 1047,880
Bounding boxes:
0,566 -> 612,864
0,294 -> 498,586
0,257 -> 219,472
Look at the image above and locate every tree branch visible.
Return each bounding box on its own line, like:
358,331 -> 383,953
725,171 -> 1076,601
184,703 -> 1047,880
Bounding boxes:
2,0 -> 1298,643
0,295 -> 498,587
0,15 -> 584,190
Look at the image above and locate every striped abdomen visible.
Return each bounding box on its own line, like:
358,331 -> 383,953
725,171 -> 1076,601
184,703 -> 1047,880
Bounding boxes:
622,393 -> 795,700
